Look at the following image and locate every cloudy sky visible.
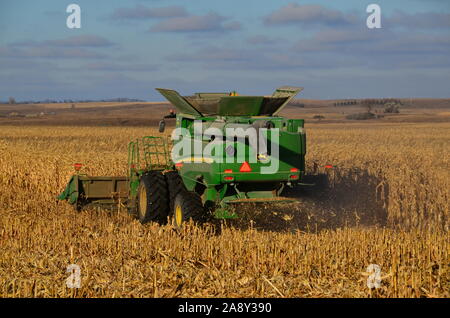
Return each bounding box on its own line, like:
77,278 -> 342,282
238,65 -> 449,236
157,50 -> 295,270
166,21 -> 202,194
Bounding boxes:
1,0 -> 449,101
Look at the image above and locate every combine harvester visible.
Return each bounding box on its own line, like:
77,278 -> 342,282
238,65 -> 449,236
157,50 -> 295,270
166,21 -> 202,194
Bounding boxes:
58,87 -> 307,227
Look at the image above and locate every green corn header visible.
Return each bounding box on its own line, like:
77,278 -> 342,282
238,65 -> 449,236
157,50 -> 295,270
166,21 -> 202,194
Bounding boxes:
58,86 -> 306,227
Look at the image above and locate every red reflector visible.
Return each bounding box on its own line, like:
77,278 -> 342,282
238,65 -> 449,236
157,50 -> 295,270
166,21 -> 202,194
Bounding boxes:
74,163 -> 82,171
239,161 -> 252,172
324,165 -> 333,169
224,169 -> 233,174
290,168 -> 299,172
175,162 -> 183,168
290,175 -> 299,180
224,176 -> 234,181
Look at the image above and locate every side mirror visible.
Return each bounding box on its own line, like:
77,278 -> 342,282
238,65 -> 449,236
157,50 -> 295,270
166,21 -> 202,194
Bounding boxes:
158,120 -> 166,133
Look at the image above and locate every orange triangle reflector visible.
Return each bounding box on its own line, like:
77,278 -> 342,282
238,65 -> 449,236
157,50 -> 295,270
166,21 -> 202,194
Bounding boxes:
239,161 -> 252,172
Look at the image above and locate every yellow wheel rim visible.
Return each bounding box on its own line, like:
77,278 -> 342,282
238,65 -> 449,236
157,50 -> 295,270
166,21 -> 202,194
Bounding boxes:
175,205 -> 182,226
139,186 -> 147,217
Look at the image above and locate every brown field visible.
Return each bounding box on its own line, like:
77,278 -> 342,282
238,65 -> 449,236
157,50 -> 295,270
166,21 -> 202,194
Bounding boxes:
1,97 -> 449,126
0,101 -> 449,298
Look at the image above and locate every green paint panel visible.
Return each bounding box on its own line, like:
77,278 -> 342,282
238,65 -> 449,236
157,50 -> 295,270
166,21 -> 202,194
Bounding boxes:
156,88 -> 202,116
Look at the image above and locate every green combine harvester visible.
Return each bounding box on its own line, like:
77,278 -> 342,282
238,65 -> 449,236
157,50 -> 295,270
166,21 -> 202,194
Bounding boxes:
58,86 -> 307,227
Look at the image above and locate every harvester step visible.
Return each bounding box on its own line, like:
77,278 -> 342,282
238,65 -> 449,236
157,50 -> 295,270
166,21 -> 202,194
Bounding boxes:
226,197 -> 297,204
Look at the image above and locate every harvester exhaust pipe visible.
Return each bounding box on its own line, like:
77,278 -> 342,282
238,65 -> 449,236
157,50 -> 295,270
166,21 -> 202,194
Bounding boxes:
159,120 -> 165,133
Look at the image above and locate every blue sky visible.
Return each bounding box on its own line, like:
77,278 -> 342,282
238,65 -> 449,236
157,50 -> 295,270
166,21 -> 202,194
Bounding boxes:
1,0 -> 449,101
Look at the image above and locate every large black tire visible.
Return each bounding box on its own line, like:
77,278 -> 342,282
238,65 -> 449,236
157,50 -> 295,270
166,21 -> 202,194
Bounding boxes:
137,171 -> 169,224
172,191 -> 205,228
165,171 -> 186,211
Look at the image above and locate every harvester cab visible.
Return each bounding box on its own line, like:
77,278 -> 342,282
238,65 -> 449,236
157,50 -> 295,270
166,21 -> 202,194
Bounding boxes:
58,86 -> 306,227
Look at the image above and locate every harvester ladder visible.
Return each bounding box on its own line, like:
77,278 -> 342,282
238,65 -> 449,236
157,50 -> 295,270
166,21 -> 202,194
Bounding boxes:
128,141 -> 139,177
142,136 -> 170,170
128,136 -> 171,174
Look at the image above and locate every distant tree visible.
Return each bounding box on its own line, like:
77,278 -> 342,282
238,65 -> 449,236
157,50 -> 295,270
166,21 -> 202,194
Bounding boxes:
313,115 -> 325,121
346,112 -> 376,120
8,97 -> 16,104
362,99 -> 375,113
384,102 -> 400,113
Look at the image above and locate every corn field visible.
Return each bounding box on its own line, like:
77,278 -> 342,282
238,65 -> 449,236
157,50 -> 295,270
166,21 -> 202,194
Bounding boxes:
0,123 -> 448,297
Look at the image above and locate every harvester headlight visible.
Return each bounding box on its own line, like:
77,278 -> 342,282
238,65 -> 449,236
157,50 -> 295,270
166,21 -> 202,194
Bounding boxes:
257,153 -> 270,163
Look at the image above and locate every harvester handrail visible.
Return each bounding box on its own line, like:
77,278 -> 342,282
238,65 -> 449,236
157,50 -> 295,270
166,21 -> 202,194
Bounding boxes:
127,140 -> 139,177
128,136 -> 171,174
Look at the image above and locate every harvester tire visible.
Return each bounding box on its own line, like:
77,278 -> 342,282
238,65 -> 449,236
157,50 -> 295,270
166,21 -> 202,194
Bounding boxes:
165,171 -> 186,211
172,191 -> 205,228
137,171 -> 169,224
